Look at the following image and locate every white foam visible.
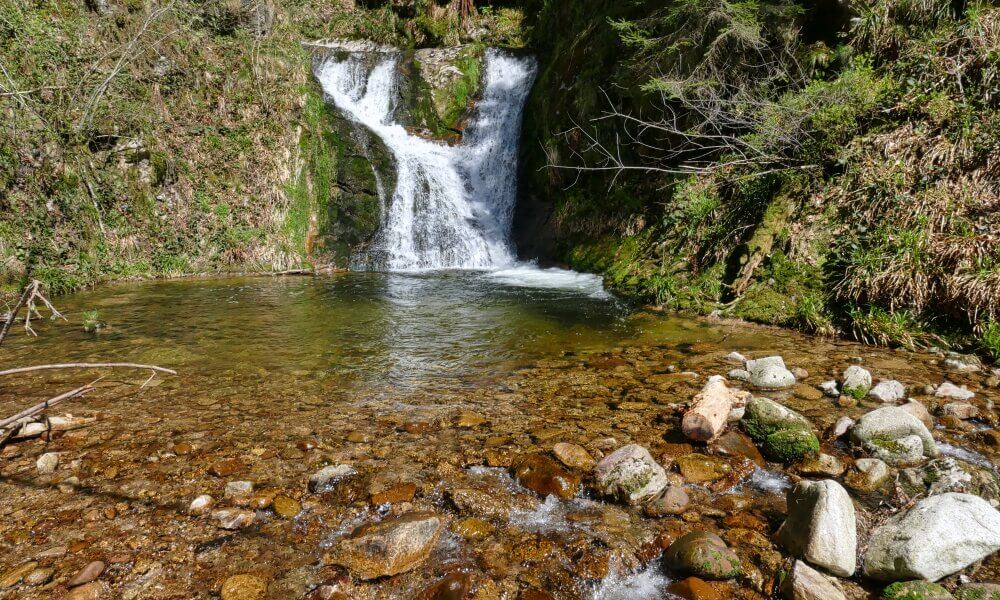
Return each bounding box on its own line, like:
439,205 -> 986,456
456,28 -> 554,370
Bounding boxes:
487,264 -> 609,298
583,563 -> 673,600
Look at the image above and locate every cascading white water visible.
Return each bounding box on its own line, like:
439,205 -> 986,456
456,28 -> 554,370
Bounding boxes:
315,49 -> 537,271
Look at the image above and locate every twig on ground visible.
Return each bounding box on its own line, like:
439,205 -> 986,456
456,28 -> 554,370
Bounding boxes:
0,380 -> 99,430
0,363 -> 178,377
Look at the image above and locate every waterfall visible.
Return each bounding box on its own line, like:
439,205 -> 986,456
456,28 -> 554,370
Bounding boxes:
314,49 -> 537,271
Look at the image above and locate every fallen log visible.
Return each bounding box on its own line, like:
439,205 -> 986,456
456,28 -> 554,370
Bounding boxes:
11,414 -> 98,441
682,375 -> 751,442
0,362 -> 177,377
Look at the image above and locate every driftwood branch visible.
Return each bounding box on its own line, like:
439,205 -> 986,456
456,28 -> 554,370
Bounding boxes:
0,279 -> 65,349
0,383 -> 95,430
0,363 -> 178,377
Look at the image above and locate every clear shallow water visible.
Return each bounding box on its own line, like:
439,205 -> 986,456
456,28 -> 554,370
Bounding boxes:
0,271 -> 645,395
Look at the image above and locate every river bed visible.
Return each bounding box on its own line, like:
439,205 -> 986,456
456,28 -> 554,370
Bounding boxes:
0,273 -> 997,599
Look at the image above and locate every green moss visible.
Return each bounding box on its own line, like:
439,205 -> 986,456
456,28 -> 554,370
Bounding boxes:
763,427 -> 820,463
883,581 -> 954,600
868,435 -> 906,454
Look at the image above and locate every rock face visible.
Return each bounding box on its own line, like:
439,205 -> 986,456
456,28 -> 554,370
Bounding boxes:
777,480 -> 857,576
593,444 -> 667,505
863,493 -> 1000,581
746,356 -> 796,389
780,560 -> 846,600
665,531 -> 741,580
869,380 -> 905,402
512,453 -> 581,499
332,511 -> 443,580
841,366 -> 872,399
742,397 -> 819,462
850,406 -> 938,465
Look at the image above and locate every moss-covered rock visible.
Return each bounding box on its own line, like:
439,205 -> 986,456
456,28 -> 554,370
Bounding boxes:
882,581 -> 954,600
742,397 -> 819,462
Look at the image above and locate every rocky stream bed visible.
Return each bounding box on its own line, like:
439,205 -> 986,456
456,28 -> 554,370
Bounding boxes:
1,278 -> 999,600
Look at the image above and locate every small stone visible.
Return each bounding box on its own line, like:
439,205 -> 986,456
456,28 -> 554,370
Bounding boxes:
869,380 -> 906,403
727,369 -> 750,383
644,486 -> 689,517
416,572 -> 471,600
454,411 -> 486,428
665,531 -> 741,580
36,452 -> 59,474
173,442 -> 194,455
955,583 -> 1000,599
59,476 -> 80,493
837,395 -> 857,409
273,495 -> 301,518
213,508 -> 255,530
221,573 -> 267,600
747,356 -> 796,389
850,406 -> 938,465
401,421 -> 430,434
209,458 -> 245,477
452,517 -> 493,540
667,576 -> 723,600
552,442 -> 595,470
330,511 -> 442,580
224,481 -> 254,500
830,417 -> 854,439
309,464 -> 357,493
593,444 -> 667,505
24,567 -> 54,586
796,453 -> 845,478
677,454 -> 732,484
780,560 -> 846,600
725,351 -> 747,363
512,453 -> 581,499
1,562 -> 38,588
819,381 -> 839,397
370,482 -> 417,505
842,366 -> 872,399
941,402 -> 978,420
248,490 -> 276,510
65,582 -> 106,600
189,494 -> 214,515
346,431 -> 370,443
791,367 -> 809,381
844,458 -> 891,494
68,560 -> 105,587
935,382 -> 975,401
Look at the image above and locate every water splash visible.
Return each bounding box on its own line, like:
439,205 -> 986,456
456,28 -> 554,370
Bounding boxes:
583,563 -> 675,600
314,49 -> 537,271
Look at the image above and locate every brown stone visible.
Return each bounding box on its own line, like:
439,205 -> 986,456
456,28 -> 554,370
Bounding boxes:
667,577 -> 724,600
415,571 -> 471,600
644,486 -> 690,517
332,511 -> 442,580
273,495 -> 301,518
452,517 -> 493,540
0,561 -> 37,588
173,442 -> 194,455
552,442 -> 595,470
401,421 -> 430,434
511,453 -> 581,499
64,582 -> 106,600
68,560 -> 105,587
208,458 -> 244,477
712,431 -> 765,467
370,482 -> 417,505
221,573 -> 268,600
346,431 -> 370,443
676,454 -> 732,484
